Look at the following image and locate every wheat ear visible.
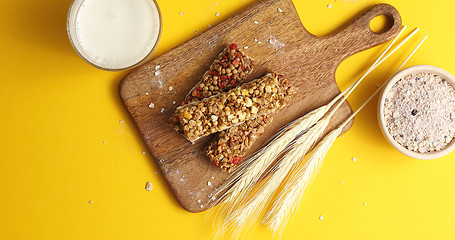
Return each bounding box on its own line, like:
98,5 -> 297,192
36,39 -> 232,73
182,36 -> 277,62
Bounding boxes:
210,25 -> 411,209
221,25 -> 418,224
263,35 -> 427,235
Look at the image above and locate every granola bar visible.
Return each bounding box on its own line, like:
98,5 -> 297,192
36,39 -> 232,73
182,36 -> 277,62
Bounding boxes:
185,43 -> 254,103
205,114 -> 274,172
169,43 -> 254,131
174,73 -> 295,142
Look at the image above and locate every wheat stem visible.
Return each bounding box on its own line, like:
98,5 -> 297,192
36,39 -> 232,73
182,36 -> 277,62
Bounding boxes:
263,35 -> 427,235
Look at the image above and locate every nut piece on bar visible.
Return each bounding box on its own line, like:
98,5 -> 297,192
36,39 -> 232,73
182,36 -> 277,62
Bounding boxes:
205,114 -> 274,172
185,43 -> 254,103
170,43 -> 254,132
174,73 -> 296,142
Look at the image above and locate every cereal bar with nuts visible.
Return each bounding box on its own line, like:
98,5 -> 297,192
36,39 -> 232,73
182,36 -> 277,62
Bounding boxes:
185,43 -> 254,103
174,73 -> 295,142
170,43 -> 254,131
205,114 -> 273,172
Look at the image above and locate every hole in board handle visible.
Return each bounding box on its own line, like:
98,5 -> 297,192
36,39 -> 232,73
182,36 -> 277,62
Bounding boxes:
369,14 -> 394,34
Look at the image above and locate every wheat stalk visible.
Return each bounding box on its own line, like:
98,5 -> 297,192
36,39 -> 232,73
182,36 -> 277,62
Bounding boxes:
263,35 -> 428,235
210,27 -> 419,238
211,26 -> 413,208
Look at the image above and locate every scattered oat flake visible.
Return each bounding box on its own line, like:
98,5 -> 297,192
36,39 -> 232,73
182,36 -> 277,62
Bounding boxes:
254,38 -> 258,42
215,12 -> 220,16
207,181 -> 212,186
179,12 -> 184,15
211,176 -> 215,179
169,86 -> 173,91
258,41 -> 262,44
277,7 -> 283,12
172,101 -> 176,105
148,103 -> 155,108
253,20 -> 259,24
352,157 -> 357,162
319,215 -> 324,221
145,182 -> 153,191
155,65 -> 160,70
200,204 -> 204,208
154,71 -> 160,76
160,108 -> 165,113
197,199 -> 201,203
145,92 -> 149,95
243,46 -> 249,49
327,4 -> 332,8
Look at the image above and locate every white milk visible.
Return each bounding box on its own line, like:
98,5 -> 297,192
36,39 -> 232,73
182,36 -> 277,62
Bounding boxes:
74,0 -> 160,69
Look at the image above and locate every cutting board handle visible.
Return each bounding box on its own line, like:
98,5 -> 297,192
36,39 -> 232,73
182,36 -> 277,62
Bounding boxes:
322,3 -> 402,63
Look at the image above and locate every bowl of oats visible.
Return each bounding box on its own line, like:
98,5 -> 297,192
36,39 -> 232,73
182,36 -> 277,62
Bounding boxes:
378,65 -> 455,159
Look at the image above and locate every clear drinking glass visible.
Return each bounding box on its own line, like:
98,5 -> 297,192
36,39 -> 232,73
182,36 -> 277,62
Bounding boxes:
66,0 -> 162,71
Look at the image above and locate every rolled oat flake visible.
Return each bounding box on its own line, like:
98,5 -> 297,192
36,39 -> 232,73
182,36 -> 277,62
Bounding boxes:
384,72 -> 455,153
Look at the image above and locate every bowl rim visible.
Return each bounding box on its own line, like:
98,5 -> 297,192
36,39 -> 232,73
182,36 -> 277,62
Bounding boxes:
378,64 -> 455,160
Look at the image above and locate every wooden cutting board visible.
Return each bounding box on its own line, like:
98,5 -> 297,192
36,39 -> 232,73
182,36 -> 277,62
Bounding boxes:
120,0 -> 401,212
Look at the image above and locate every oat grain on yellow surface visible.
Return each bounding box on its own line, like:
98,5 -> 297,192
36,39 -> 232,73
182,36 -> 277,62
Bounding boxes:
1,0 -> 455,239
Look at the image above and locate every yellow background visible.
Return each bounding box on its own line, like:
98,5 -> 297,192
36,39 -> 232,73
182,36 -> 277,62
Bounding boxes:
1,0 -> 454,239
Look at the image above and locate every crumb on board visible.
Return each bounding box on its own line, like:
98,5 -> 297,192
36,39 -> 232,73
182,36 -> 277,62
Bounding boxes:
352,157 -> 357,162
319,215 -> 324,221
145,182 -> 153,191
200,204 -> 204,208
88,200 -> 93,204
253,20 -> 259,24
179,12 -> 184,15
277,7 -> 283,12
119,120 -> 124,123
172,101 -> 176,105
169,86 -> 173,91
145,92 -> 149,95
207,181 -> 212,186
215,12 -> 220,16
103,140 -> 106,144
363,202 -> 367,205
197,199 -> 201,203
244,46 -> 249,49
160,108 -> 165,113
148,103 -> 155,109
327,4 -> 332,8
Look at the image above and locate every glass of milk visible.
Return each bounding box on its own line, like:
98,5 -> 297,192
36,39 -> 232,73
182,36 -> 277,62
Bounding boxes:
67,0 -> 162,71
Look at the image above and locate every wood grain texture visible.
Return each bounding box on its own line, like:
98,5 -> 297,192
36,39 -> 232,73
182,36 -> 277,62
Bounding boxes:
120,0 -> 401,212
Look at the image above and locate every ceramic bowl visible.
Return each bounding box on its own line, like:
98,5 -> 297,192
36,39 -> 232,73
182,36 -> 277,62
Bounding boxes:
378,65 -> 455,159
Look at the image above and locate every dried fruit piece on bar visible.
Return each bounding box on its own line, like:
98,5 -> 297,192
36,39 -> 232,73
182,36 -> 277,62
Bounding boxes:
205,114 -> 274,172
174,73 -> 296,142
170,43 -> 254,132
